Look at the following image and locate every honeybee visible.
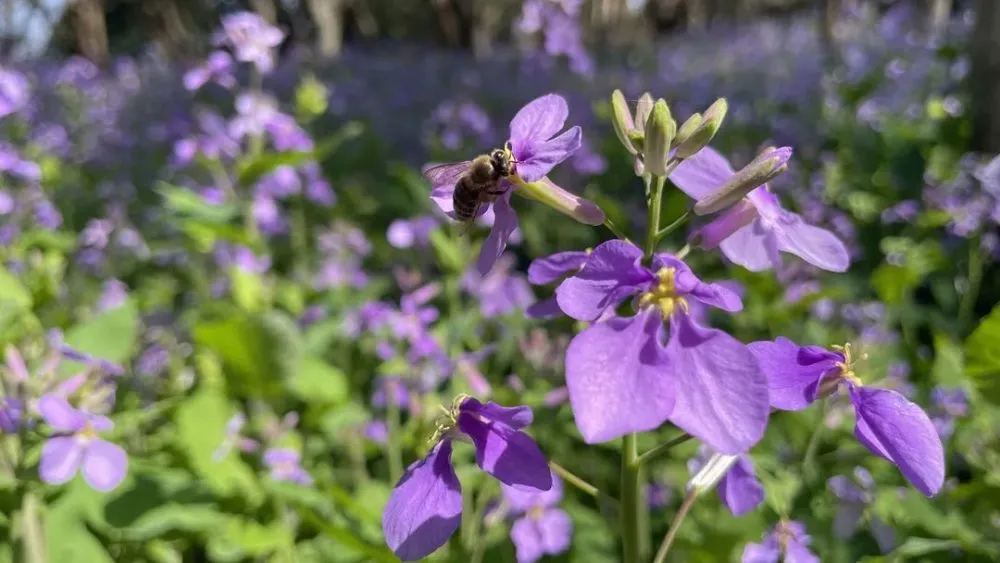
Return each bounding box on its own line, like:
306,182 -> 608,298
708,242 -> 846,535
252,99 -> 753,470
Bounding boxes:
422,142 -> 516,225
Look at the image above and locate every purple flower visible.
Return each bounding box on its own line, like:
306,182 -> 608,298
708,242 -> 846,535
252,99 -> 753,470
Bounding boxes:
502,471 -> 572,563
688,446 -> 764,516
672,147 -> 849,272
461,254 -> 535,318
213,413 -> 259,460
37,395 -> 128,492
387,216 -> 438,249
216,12 -> 285,73
748,339 -> 945,496
263,448 -> 313,485
929,386 -> 969,440
828,467 -> 896,553
96,279 -> 129,312
371,376 -> 412,411
525,249 -> 591,320
429,94 -> 586,275
742,520 -> 819,563
0,67 -> 30,119
556,240 -> 768,452
382,397 -> 552,561
183,51 -> 237,91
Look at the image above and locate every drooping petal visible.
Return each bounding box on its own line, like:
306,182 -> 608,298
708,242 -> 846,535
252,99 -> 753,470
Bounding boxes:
564,309 -> 676,443
509,94 -> 569,148
515,126 -> 582,182
833,502 -> 865,538
39,436 -> 84,485
747,337 -> 838,411
850,387 -> 945,496
669,146 -> 736,200
719,220 -> 779,272
475,192 -> 519,276
457,412 -> 552,492
555,240 -> 652,322
503,471 -> 564,512
665,314 -> 768,454
773,213 -> 850,272
81,440 -> 128,492
525,296 -> 563,320
692,200 -> 758,250
383,441 -> 463,561
461,398 -> 533,430
741,541 -> 780,563
37,395 -> 86,432
655,254 -> 742,312
527,251 -> 589,285
718,455 -> 765,516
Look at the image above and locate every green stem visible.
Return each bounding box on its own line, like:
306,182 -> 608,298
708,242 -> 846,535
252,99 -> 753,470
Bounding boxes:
958,241 -> 983,332
549,461 -> 599,498
634,433 -> 694,468
620,433 -> 643,563
674,243 -> 691,260
603,218 -> 631,242
386,399 -> 403,484
654,209 -> 691,242
802,401 -> 828,481
652,489 -> 697,563
645,176 -> 667,258
19,491 -> 46,563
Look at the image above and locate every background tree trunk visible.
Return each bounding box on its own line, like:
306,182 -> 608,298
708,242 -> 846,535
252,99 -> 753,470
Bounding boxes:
307,0 -> 344,56
72,0 -> 109,65
971,0 -> 1000,152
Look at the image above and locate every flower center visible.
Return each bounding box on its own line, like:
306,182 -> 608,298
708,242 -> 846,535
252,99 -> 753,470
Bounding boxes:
637,267 -> 688,320
832,343 -> 866,387
528,505 -> 546,520
428,393 -> 470,444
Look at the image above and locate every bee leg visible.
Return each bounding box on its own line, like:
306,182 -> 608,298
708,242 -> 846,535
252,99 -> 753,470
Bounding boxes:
486,188 -> 507,196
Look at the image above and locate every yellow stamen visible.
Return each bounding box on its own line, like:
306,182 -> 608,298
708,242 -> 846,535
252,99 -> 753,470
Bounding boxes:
637,267 -> 689,320
831,343 -> 868,387
528,505 -> 546,520
428,394 -> 471,444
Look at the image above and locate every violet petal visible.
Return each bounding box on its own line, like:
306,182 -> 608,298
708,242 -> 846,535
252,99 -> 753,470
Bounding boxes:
40,436 -> 84,485
773,213 -> 850,272
475,192 -> 518,276
527,251 -> 589,285
747,337 -> 836,411
719,455 -> 765,516
669,146 -> 735,200
555,240 -> 651,322
82,440 -> 128,492
457,413 -> 552,492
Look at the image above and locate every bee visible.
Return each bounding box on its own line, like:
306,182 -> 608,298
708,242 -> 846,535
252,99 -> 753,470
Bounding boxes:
422,142 -> 516,225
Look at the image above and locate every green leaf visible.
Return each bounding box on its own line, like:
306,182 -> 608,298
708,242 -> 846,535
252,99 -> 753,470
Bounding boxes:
158,183 -> 238,224
174,388 -> 262,502
0,266 -> 33,309
871,264 -> 918,305
104,466 -> 225,540
207,518 -> 294,560
932,333 -> 965,386
892,537 -> 961,558
230,267 -> 265,312
288,356 -> 349,404
45,481 -> 114,563
192,310 -> 302,399
759,467 -> 801,515
63,299 -> 139,367
235,122 -> 363,187
429,228 -> 465,272
965,304 -> 1000,404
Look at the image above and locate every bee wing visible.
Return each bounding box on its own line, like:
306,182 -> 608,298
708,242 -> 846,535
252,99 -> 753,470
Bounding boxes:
422,161 -> 473,188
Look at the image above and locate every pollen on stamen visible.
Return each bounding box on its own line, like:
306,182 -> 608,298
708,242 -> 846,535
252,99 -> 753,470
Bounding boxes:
638,267 -> 689,320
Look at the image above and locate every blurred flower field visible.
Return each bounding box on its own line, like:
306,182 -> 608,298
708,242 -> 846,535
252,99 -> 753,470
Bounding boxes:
1,3 -> 1000,563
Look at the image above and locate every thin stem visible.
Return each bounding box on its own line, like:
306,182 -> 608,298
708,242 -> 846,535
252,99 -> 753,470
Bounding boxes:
645,176 -> 667,258
549,461 -> 599,498
634,433 -> 694,468
654,209 -> 691,242
620,433 -> 643,563
802,400 -> 828,480
674,244 -> 691,260
652,489 -> 697,563
386,399 -> 403,483
603,218 -> 631,242
958,240 -> 983,331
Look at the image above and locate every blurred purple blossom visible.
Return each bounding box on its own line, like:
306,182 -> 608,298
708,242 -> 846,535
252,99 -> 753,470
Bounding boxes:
263,448 -> 313,485
38,395 -> 128,492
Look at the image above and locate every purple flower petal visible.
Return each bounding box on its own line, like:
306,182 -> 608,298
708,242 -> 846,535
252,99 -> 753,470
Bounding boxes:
515,127 -> 582,182
461,398 -> 533,430
509,94 -> 569,148
719,221 -> 779,272
665,314 -> 768,454
741,541 -> 780,563
510,509 -> 573,563
833,503 -> 865,538
383,441 -> 463,561
669,146 -> 735,200
784,542 -> 821,563
748,337 -> 838,411
503,471 -> 563,512
850,387 -> 945,496
476,192 -> 519,276
527,251 -> 589,285
655,254 -> 743,312
37,395 -> 86,432
564,309 -> 676,443
82,440 -> 128,492
457,411 -> 552,492
555,240 -> 651,322
773,214 -> 850,272
40,436 -> 84,485
525,296 -> 563,320
719,455 -> 764,516
510,517 -> 545,563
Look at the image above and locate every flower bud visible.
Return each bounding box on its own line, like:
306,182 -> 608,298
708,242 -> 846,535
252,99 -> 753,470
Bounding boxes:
688,200 -> 757,249
672,113 -> 703,149
693,146 -> 793,215
634,93 -> 654,132
610,90 -> 638,155
515,176 -> 606,226
643,99 -> 676,177
675,98 -> 727,159
687,453 -> 740,494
